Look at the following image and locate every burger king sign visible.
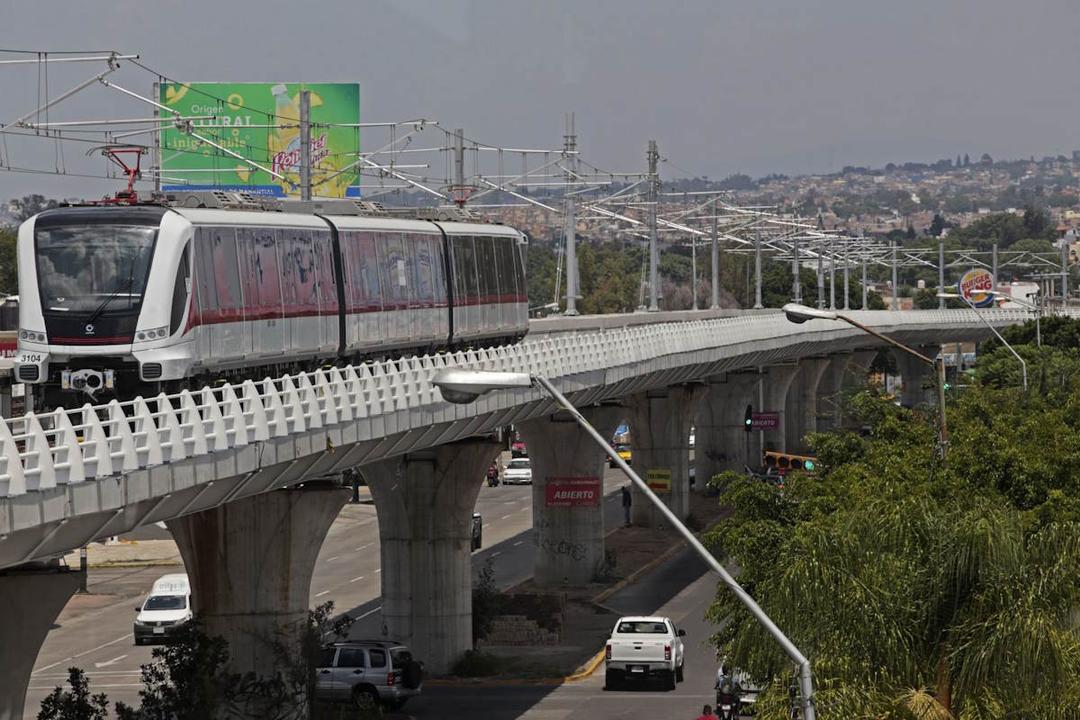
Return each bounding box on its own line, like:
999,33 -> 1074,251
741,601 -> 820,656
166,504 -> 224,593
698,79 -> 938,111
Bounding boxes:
959,268 -> 996,308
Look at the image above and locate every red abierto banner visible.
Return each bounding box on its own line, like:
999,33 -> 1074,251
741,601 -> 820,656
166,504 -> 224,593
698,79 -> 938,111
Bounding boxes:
545,477 -> 601,507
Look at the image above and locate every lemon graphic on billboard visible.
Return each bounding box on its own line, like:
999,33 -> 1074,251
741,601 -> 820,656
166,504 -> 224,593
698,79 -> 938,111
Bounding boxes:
158,82 -> 359,198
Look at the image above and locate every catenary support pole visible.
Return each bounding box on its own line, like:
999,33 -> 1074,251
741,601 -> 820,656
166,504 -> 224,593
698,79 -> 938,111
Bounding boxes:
992,242 -> 999,291
861,252 -> 868,309
299,90 -> 311,201
843,237 -> 850,310
938,238 -> 946,309
829,236 -> 837,309
710,205 -> 720,309
891,241 -> 899,310
564,113 -> 579,316
753,227 -> 763,309
647,140 -> 660,312
816,247 -> 825,309
792,236 -> 802,304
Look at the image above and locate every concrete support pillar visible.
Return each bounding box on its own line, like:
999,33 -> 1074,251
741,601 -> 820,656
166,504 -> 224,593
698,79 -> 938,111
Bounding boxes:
627,384 -> 707,527
695,371 -> 760,484
167,484 -> 348,718
893,346 -> 938,408
365,440 -> 501,674
517,406 -> 623,587
0,568 -> 81,720
815,353 -> 853,430
785,357 -> 831,454
761,364 -> 800,453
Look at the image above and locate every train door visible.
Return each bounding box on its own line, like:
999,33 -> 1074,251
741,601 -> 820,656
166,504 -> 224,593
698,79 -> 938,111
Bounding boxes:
281,229 -> 320,359
238,227 -> 284,361
206,227 -> 246,367
312,231 -> 339,355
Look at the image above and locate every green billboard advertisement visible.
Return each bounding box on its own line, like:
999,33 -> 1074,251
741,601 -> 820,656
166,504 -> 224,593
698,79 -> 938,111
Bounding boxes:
158,82 -> 360,197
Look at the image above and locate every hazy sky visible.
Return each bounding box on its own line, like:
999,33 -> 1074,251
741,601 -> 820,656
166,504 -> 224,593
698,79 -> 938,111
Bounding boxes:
3,0 -> 1080,199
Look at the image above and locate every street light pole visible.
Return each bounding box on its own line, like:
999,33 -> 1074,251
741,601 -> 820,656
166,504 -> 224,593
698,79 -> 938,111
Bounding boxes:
782,304 -> 949,463
431,369 -> 818,720
938,292 -> 1028,392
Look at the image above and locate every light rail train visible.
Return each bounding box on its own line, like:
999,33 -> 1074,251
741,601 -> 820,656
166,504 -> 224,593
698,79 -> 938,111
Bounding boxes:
14,194 -> 528,409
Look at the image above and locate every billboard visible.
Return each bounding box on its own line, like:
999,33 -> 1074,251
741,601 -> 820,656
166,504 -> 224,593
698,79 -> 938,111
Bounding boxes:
544,477 -> 602,508
158,82 -> 360,197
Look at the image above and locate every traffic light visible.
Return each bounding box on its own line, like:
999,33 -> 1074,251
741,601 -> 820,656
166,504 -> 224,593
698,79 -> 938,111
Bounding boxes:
744,404 -> 753,433
763,451 -> 817,474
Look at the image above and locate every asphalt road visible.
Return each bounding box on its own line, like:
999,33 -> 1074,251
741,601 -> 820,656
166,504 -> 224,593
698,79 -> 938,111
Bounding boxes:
23,467 -> 629,715
407,548 -> 723,720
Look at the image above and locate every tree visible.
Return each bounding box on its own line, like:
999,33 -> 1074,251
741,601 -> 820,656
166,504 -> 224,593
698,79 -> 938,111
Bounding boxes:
963,153 -> 970,167
929,213 -> 946,237
37,668 -> 109,720
7,194 -> 58,222
0,226 -> 15,295
704,383 -> 1080,717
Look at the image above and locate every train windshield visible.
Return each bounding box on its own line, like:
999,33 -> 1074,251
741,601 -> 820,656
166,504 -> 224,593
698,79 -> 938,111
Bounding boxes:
35,225 -> 157,315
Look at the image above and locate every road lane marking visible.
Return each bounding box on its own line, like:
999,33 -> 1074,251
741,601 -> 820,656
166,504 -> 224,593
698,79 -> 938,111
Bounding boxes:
32,656 -> 73,674
518,506 -> 529,512
94,655 -> 127,669
355,605 -> 382,620
513,541 -> 524,546
349,576 -> 365,583
490,551 -> 502,558
500,514 -> 512,520
325,555 -> 340,562
355,544 -> 371,551
315,590 -> 330,598
374,568 -> 381,574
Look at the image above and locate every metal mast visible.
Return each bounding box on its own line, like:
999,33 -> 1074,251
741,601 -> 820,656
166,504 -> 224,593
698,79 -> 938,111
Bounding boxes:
452,127 -> 466,207
753,226 -> 763,309
710,205 -> 720,309
938,239 -> 946,309
563,113 -> 579,315
299,90 -> 312,201
647,139 -> 660,311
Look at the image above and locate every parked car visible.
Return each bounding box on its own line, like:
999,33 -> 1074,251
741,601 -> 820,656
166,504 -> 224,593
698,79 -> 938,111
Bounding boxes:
511,437 -> 528,457
316,640 -> 424,710
604,615 -> 685,691
134,573 -> 192,645
608,443 -> 632,468
502,457 -> 533,484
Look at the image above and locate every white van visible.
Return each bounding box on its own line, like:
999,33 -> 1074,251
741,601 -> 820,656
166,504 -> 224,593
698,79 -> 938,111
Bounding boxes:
133,573 -> 192,645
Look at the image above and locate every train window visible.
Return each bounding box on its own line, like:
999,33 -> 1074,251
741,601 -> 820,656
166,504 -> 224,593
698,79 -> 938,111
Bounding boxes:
170,242 -> 190,334
282,230 -> 318,315
429,236 -> 447,306
452,236 -> 478,304
313,232 -> 339,315
193,228 -> 218,320
411,234 -> 435,306
513,240 -> 527,301
210,228 -> 243,320
476,236 -> 497,302
345,231 -> 381,311
252,229 -> 283,316
378,232 -> 408,309
494,238 -> 516,301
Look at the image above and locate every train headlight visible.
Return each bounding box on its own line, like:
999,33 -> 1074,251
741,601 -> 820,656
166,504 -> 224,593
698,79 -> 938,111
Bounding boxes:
19,328 -> 46,342
134,325 -> 170,343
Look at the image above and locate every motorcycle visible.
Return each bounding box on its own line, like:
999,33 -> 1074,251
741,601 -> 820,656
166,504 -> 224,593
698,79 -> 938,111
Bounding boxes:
715,689 -> 740,720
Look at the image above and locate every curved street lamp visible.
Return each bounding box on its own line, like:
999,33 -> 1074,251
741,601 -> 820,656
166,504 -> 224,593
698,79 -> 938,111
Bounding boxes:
937,292 -> 1027,392
432,368 -> 818,720
782,303 -> 949,462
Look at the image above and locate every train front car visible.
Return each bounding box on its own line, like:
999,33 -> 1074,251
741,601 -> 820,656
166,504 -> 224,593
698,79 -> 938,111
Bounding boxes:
16,206 -> 193,409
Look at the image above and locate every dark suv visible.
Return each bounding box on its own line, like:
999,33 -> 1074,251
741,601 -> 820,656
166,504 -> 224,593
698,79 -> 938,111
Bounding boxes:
315,640 -> 423,710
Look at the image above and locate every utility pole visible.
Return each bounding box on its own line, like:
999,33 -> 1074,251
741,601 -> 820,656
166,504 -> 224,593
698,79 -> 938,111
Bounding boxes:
647,139 -> 660,312
563,114 -> 579,315
753,226 -> 763,309
452,127 -> 466,207
938,238 -> 946,309
299,90 -> 311,201
1061,239 -> 1069,303
710,204 -> 720,309
152,81 -> 161,193
891,241 -> 899,310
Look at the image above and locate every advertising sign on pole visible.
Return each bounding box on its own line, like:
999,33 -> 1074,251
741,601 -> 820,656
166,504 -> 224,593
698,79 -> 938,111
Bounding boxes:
959,268 -> 995,308
646,468 -> 672,494
751,412 -> 780,430
158,82 -> 360,197
545,477 -> 602,507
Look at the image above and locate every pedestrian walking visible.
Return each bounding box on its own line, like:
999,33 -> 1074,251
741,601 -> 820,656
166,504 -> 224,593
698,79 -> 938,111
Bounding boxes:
695,705 -> 719,720
621,485 -> 632,526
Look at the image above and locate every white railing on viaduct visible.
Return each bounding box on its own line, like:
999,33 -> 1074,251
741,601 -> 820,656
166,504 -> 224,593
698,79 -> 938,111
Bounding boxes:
0,308 -> 1045,568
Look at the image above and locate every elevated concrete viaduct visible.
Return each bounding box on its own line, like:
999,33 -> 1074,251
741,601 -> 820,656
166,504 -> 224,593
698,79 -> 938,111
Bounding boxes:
0,308 -> 1041,717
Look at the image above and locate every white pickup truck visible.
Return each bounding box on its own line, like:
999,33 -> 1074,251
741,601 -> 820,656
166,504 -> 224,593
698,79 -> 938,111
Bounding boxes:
604,615 -> 686,690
